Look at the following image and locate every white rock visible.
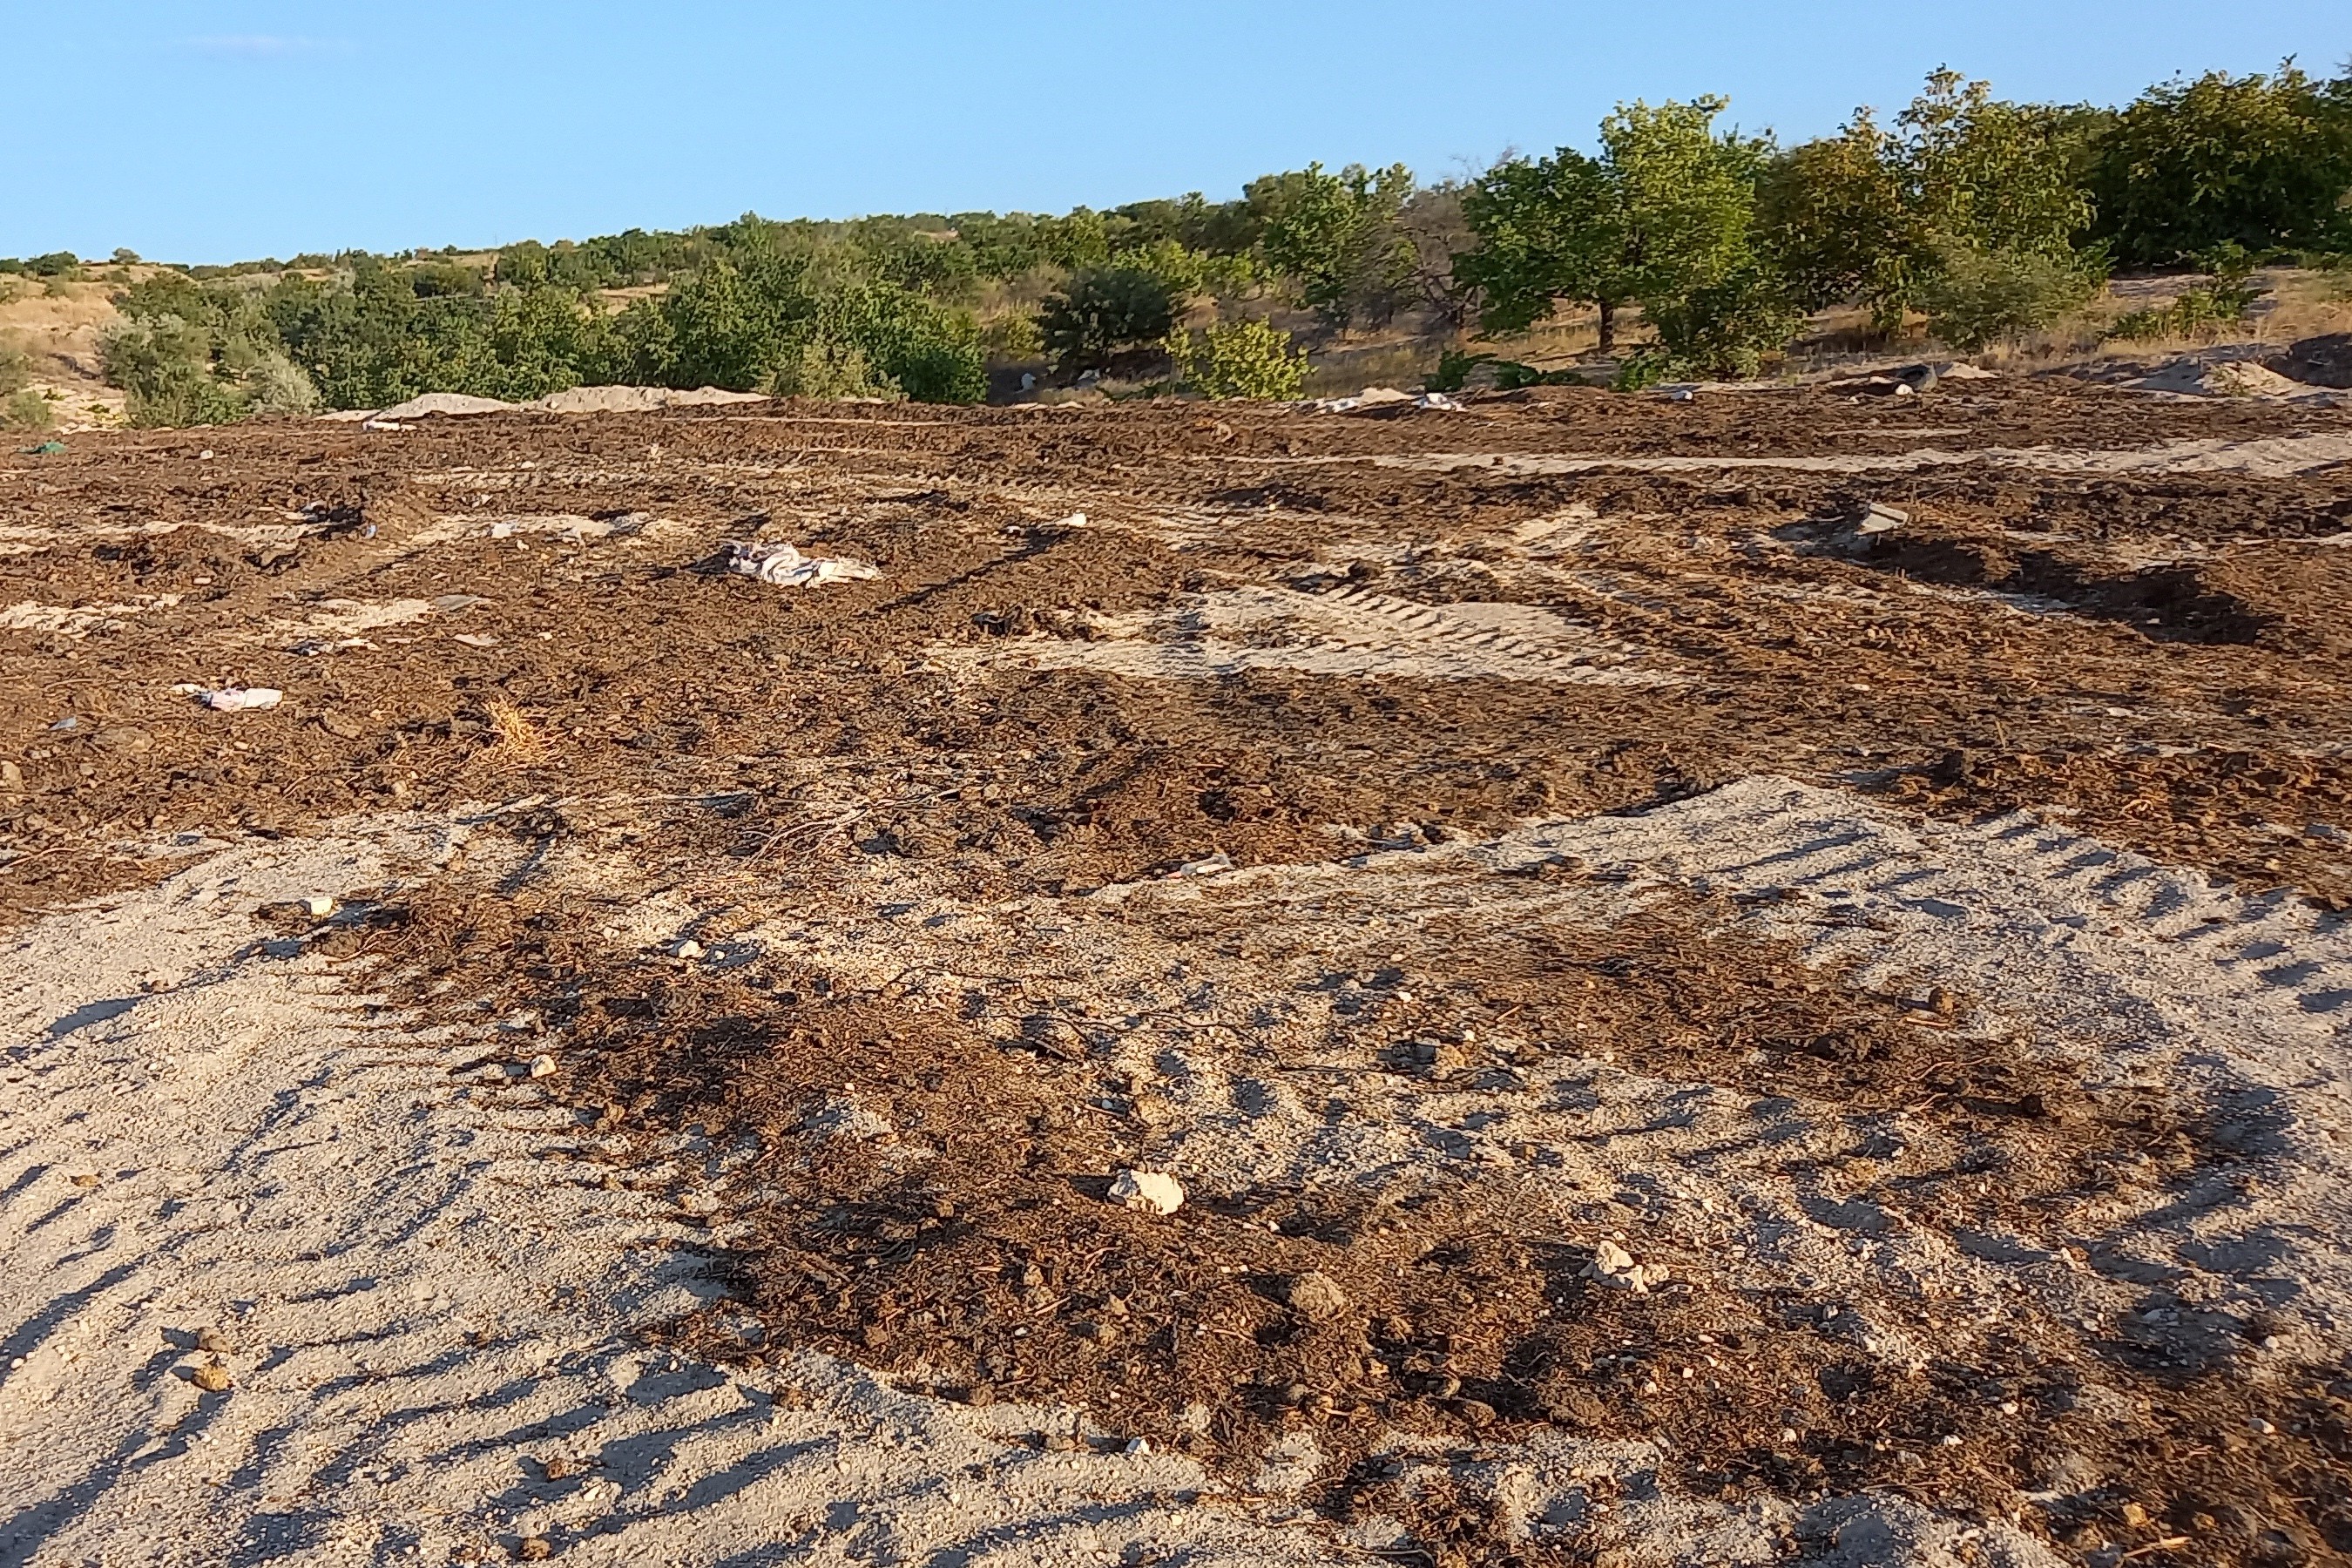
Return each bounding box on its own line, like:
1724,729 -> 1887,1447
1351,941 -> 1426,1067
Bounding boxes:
302,895 -> 335,918
1123,1436 -> 1151,1457
1108,1169 -> 1184,1216
674,939 -> 705,960
527,1054 -> 558,1080
1592,1240 -> 1635,1276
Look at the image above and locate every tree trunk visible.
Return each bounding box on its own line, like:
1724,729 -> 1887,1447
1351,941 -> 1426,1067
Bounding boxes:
1596,301 -> 1617,354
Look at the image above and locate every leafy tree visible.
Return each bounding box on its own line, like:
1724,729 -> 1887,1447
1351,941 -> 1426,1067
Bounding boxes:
1459,98 -> 1773,354
1761,70 -> 2102,337
2088,65 -> 2352,264
1165,319 -> 1308,400
1758,111 -> 1915,325
1039,267 -> 1179,369
1246,162 -> 1415,327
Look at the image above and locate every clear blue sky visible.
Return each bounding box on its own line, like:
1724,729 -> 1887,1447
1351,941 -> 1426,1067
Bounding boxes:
8,2 -> 2347,264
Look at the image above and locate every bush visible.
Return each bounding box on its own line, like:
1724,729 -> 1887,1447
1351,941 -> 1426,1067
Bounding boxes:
1644,262 -> 1806,376
981,312 -> 1046,363
99,315 -> 248,426
1165,319 -> 1307,400
1040,267 -> 1178,370
3,388 -> 54,431
2088,67 -> 2352,265
2105,245 -> 2266,341
1917,242 -> 2101,351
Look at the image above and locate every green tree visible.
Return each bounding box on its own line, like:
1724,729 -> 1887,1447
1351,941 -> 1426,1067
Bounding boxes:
1760,70 -> 2103,339
1758,111 -> 1916,327
1246,162 -> 1415,327
2087,65 -> 2352,264
1459,98 -> 1774,355
1038,267 -> 1179,370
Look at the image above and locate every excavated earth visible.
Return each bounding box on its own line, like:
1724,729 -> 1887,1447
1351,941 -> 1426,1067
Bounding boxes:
3,382 -> 2352,1568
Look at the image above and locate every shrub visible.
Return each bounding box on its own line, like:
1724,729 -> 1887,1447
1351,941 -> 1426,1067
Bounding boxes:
2105,245 -> 2266,341
98,315 -> 247,426
982,312 -> 1046,363
3,389 -> 54,431
2089,67 -> 2352,265
1644,262 -> 1806,376
1040,267 -> 1178,370
1917,241 -> 2101,351
1165,318 -> 1307,401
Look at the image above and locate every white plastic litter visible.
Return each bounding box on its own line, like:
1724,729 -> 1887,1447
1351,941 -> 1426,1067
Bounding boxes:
186,686 -> 284,713
724,541 -> 881,587
1107,1169 -> 1185,1216
1415,392 -> 1465,411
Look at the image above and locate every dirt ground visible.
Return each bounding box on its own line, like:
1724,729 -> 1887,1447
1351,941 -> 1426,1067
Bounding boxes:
3,380 -> 2351,1567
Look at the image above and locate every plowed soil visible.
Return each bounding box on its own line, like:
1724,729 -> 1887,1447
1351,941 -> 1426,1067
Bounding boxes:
5,381 -> 2352,1568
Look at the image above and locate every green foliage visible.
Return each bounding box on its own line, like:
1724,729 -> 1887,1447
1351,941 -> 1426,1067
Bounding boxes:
1246,162 -> 1415,326
1764,71 -> 2099,335
1165,318 -> 1308,400
24,252 -> 81,279
104,274 -> 323,425
1645,261 -> 1807,376
1916,240 -> 2101,350
1425,348 -> 1497,392
1461,96 -> 1784,360
1758,112 -> 1915,321
2088,66 -> 2352,266
3,389 -> 53,432
1039,267 -> 1179,370
981,312 -> 1046,363
99,316 -> 248,426
2105,244 -> 2267,340
612,252 -> 983,403
263,257 -> 607,408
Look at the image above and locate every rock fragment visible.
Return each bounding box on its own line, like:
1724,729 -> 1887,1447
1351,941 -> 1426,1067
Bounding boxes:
1279,1271 -> 1349,1323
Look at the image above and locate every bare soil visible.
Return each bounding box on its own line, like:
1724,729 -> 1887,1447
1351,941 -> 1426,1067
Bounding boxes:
4,380 -> 2352,1566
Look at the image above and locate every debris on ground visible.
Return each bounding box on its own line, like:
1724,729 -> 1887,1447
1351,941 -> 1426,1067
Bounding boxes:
722,540 -> 882,586
1107,1169 -> 1185,1215
179,686 -> 284,713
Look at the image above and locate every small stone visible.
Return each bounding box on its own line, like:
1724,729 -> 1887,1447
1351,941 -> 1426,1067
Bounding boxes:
542,1456 -> 577,1481
190,1361 -> 232,1392
673,939 -> 705,960
0,760 -> 18,790
70,1172 -> 100,1188
1107,1169 -> 1184,1216
195,1326 -> 234,1355
2251,1417 -> 2276,1436
1280,1271 -> 1350,1324
303,895 -> 336,918
1591,1240 -> 1635,1276
1123,1436 -> 1151,1457
528,1054 -> 558,1079
515,1538 -> 553,1562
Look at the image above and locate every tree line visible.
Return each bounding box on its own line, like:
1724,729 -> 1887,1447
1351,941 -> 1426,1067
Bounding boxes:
22,61 -> 2351,422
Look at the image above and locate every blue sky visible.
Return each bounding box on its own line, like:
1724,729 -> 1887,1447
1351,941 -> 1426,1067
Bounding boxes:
8,2 -> 2347,263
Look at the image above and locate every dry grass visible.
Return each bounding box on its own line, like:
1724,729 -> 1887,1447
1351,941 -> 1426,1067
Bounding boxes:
485,697 -> 548,767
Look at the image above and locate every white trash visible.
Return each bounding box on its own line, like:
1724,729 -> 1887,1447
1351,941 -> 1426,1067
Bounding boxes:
1108,1169 -> 1185,1216
1415,392 -> 1466,411
185,686 -> 283,713
724,541 -> 881,587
